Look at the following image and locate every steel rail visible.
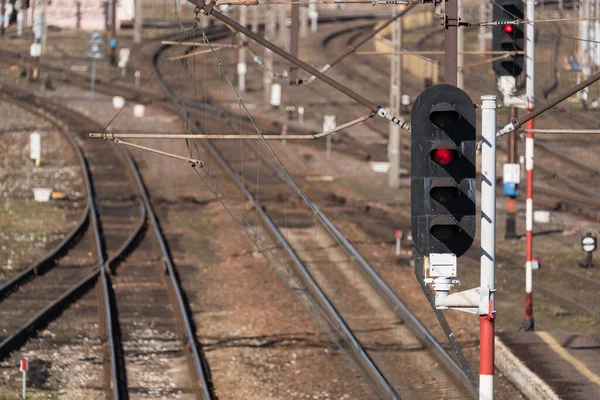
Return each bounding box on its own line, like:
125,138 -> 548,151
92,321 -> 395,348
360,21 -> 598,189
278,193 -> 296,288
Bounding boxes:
0,200 -> 146,360
195,135 -> 398,400
535,140 -> 600,176
120,145 -> 214,399
166,32 -> 476,396
107,199 -> 148,275
0,94 -> 140,400
49,101 -> 122,400
0,203 -> 89,301
154,43 -> 398,400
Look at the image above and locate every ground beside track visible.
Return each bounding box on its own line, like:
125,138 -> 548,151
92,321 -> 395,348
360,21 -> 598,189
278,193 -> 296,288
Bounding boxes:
2,12 -> 598,398
0,75 -> 383,397
0,100 -> 84,282
185,14 -> 598,395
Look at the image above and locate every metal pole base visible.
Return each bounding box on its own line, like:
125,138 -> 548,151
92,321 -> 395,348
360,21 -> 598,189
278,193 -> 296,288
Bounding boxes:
505,211 -> 518,239
522,317 -> 534,332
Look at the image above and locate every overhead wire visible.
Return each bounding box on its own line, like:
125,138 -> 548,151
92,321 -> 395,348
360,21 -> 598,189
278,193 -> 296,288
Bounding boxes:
161,12 -> 399,397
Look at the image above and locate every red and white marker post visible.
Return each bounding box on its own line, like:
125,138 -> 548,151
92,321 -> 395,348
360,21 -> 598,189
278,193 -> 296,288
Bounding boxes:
20,359 -> 28,399
524,0 -> 535,332
395,230 -> 402,257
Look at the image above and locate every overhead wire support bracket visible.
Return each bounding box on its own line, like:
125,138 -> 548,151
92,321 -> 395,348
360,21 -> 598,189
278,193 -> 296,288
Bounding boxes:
477,69 -> 600,149
104,137 -> 204,167
186,0 -> 411,131
89,114 -> 373,141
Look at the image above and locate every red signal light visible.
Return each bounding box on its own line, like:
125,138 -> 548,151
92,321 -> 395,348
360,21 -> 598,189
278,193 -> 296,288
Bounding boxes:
432,149 -> 455,165
503,24 -> 514,33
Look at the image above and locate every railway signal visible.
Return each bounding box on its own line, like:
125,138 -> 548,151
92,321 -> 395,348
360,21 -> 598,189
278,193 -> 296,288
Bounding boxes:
410,84 -> 476,258
492,0 -> 524,78
580,233 -> 597,268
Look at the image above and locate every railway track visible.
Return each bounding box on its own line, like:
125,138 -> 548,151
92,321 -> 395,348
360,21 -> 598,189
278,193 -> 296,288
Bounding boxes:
153,27 -> 479,398
1,12 -> 597,396
0,86 -> 213,399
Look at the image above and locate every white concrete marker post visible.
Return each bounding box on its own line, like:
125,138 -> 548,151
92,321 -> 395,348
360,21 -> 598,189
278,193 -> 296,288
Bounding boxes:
323,115 -> 336,160
298,106 -> 304,124
135,70 -> 141,87
16,2 -> 23,37
270,83 -> 281,109
118,48 -> 130,78
238,6 -> 247,92
20,359 -> 27,399
30,132 -> 41,167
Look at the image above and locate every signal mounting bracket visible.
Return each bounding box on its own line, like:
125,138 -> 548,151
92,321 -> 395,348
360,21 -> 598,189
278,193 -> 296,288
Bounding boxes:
422,253 -> 494,315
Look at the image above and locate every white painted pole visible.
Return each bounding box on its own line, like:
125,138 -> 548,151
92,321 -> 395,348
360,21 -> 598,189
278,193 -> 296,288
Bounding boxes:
41,0 -> 47,55
395,230 -> 402,257
480,94 -> 497,400
309,0 -> 318,32
264,3 -> 275,104
17,2 -> 24,36
134,0 -> 143,44
22,370 -> 26,399
90,59 -> 96,102
457,0 -> 464,89
478,1 -> 487,53
300,3 -> 308,37
238,6 -> 247,92
388,6 -> 402,189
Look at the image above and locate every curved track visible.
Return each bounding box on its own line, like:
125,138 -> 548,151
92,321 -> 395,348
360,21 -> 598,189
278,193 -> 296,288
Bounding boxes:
0,86 -> 213,399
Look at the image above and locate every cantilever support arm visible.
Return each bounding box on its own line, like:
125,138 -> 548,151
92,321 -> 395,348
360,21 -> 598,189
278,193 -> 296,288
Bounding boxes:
108,138 -> 204,167
479,69 -> 600,149
90,114 -> 373,141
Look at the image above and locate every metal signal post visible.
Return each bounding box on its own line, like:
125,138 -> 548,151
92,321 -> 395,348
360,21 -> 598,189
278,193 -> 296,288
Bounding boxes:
412,86 -> 500,398
524,0 -> 536,333
480,95 -> 498,400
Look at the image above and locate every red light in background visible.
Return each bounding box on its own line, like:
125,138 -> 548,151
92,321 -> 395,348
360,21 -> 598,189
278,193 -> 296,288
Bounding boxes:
432,149 -> 455,165
503,24 -> 514,33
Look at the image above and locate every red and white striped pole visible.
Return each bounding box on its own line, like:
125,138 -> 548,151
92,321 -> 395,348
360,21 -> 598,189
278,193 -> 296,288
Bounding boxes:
524,0 -> 535,332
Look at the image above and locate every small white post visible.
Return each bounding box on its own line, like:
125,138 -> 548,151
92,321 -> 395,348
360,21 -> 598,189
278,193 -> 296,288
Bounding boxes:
309,0 -> 318,32
480,95 -> 497,400
135,70 -> 141,87
30,132 -> 41,167
323,115 -> 336,160
17,3 -> 23,36
20,359 -> 28,399
238,6 -> 247,92
298,106 -> 304,124
90,59 -> 96,102
395,230 -> 402,257
270,83 -> 281,109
